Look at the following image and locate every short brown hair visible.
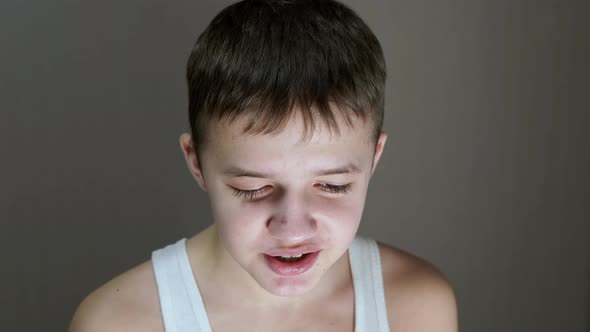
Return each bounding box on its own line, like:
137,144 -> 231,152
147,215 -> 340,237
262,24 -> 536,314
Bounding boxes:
186,0 -> 386,155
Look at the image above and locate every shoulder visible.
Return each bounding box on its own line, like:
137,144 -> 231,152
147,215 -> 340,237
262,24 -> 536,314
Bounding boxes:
377,241 -> 458,332
68,260 -> 164,332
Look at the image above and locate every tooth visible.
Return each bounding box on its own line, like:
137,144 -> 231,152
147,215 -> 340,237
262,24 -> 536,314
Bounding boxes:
281,254 -> 303,259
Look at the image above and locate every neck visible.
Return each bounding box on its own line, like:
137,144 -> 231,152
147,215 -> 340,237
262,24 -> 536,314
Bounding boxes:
187,224 -> 351,311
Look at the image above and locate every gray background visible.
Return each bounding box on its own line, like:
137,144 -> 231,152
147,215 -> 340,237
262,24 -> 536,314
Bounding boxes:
1,0 -> 588,331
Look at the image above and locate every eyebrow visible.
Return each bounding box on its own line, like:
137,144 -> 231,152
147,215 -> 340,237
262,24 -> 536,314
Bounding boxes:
222,163 -> 362,178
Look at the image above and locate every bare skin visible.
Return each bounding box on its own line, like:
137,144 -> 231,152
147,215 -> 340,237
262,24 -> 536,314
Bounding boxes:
70,112 -> 457,331
69,226 -> 457,332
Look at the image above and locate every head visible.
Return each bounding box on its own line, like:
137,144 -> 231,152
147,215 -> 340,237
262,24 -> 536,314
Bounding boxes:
180,0 -> 387,297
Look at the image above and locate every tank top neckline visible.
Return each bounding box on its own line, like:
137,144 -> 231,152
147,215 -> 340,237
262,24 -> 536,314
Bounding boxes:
151,235 -> 390,331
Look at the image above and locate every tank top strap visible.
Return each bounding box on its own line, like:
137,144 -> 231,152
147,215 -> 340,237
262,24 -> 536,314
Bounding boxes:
348,236 -> 391,332
151,238 -> 213,332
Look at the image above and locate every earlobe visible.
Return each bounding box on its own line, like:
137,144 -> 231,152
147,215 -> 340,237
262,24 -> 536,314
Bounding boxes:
371,132 -> 387,176
179,133 -> 207,191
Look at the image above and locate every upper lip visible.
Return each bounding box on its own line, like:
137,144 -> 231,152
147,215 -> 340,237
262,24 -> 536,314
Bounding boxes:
265,245 -> 321,257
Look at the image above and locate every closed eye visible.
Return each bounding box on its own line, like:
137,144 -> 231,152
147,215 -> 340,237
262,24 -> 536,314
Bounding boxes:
317,183 -> 352,194
231,187 -> 268,200
230,183 -> 353,201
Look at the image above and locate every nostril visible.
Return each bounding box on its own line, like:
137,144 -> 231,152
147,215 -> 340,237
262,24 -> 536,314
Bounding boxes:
266,217 -> 288,228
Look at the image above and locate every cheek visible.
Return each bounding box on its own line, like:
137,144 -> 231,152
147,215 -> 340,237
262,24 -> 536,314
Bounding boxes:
208,192 -> 269,249
320,187 -> 369,242
329,182 -> 368,215
310,189 -> 368,236
216,205 -> 267,232
321,197 -> 365,234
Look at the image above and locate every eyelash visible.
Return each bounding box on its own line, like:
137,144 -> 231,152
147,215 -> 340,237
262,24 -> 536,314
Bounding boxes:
231,183 -> 352,200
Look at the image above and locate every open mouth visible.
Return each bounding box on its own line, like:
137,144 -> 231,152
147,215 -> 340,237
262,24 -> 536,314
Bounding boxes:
264,251 -> 320,276
274,253 -> 309,263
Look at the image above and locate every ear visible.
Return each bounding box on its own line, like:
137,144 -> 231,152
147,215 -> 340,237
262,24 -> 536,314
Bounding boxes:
179,133 -> 207,191
370,131 -> 388,177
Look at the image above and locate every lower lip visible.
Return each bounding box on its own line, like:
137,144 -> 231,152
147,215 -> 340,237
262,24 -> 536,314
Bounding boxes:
264,251 -> 320,276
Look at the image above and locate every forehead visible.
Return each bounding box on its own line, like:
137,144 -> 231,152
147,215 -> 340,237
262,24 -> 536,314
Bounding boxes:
204,111 -> 375,171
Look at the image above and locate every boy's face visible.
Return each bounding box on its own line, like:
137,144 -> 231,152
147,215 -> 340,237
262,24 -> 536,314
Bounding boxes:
180,110 -> 386,297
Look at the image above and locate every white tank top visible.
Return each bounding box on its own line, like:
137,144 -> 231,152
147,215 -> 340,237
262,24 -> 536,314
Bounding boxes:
151,236 -> 390,331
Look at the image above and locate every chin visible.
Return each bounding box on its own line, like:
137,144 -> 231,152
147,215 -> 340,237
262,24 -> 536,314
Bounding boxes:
264,274 -> 320,297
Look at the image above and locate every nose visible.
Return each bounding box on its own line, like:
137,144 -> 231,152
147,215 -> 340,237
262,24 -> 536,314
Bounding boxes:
267,193 -> 317,244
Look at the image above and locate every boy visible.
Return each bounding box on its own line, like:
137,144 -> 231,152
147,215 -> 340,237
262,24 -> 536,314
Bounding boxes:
70,0 -> 457,331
